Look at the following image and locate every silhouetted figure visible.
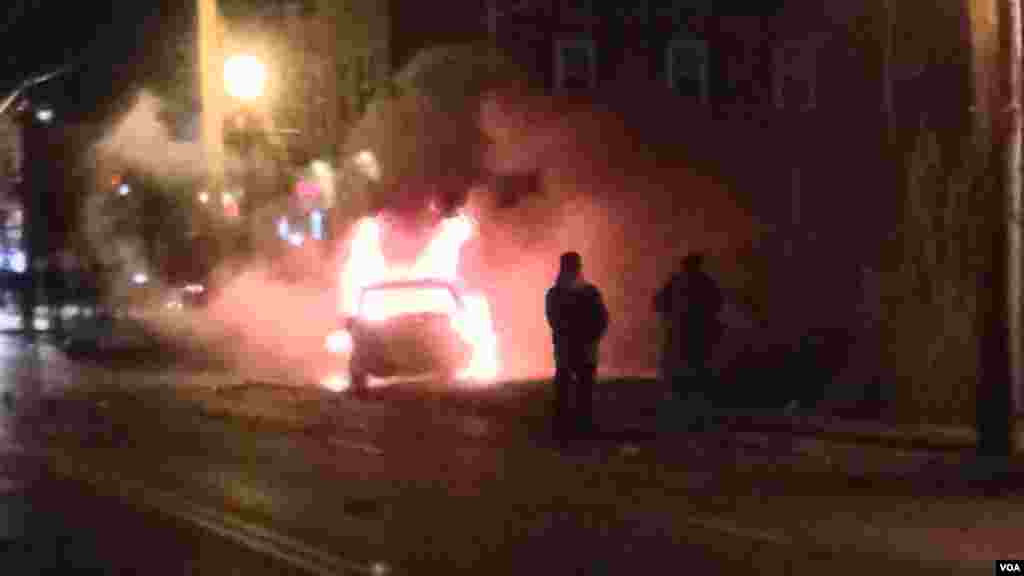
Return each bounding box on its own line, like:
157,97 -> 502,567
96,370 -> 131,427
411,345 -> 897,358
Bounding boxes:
546,252 -> 609,445
654,253 -> 724,428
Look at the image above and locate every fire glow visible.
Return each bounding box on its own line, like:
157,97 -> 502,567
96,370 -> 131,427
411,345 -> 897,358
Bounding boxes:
328,212 -> 500,388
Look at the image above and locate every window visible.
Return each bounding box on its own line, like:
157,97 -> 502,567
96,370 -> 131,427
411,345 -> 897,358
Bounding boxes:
773,41 -> 817,111
555,38 -> 597,91
657,0 -> 712,24
666,36 -> 709,103
560,0 -> 594,22
617,2 -> 651,25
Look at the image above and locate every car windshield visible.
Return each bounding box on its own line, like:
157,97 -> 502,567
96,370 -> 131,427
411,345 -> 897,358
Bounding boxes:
359,284 -> 459,321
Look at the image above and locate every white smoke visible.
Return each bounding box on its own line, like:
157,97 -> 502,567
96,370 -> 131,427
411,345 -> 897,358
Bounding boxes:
93,90 -> 209,181
470,91 -> 758,378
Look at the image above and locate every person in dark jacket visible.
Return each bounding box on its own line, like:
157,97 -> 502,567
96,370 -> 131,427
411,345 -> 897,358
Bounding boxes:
654,252 -> 724,425
546,251 -> 609,443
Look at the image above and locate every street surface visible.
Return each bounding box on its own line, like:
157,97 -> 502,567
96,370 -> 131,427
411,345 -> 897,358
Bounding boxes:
0,332 -> 1006,574
0,336 -> 318,574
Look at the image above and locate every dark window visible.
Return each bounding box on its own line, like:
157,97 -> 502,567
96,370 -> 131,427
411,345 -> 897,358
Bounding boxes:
614,2 -> 651,25
657,0 -> 711,23
774,43 -> 817,110
556,39 -> 597,91
560,0 -> 594,21
666,36 -> 708,103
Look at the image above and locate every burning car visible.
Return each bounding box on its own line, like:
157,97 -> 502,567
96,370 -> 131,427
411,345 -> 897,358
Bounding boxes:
322,211 -> 499,393
331,279 -> 474,393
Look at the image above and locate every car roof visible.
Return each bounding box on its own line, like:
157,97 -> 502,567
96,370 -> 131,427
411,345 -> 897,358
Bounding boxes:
358,279 -> 464,312
360,278 -> 460,293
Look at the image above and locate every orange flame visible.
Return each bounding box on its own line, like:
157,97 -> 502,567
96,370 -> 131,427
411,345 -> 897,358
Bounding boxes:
336,213 -> 500,385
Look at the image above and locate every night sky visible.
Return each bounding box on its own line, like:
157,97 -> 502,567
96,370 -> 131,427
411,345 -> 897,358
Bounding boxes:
1,1 -> 192,123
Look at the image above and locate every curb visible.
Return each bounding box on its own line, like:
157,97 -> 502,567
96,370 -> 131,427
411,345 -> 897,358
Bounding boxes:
723,414 -> 975,454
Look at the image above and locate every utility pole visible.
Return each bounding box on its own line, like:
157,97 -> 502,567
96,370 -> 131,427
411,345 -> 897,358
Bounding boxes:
973,0 -> 1019,470
1007,0 -> 1023,418
198,0 -> 226,191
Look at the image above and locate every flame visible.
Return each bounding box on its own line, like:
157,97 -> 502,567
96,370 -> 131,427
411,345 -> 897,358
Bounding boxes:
338,213 -> 500,384
325,330 -> 353,355
322,373 -> 350,392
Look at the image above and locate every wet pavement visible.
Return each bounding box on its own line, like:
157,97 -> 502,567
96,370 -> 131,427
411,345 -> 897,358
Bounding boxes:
0,335 -> 304,575
0,331 -> 1004,574
0,476 -> 309,575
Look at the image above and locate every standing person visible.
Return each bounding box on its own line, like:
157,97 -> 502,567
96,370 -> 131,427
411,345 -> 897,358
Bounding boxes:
545,251 -> 609,445
654,252 -> 724,428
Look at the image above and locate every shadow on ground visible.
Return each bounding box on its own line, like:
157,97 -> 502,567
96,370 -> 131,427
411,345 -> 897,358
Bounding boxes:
60,332 -> 234,372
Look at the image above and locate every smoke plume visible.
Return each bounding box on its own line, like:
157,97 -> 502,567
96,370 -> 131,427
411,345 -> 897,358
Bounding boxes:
92,91 -> 209,182
468,91 -> 758,379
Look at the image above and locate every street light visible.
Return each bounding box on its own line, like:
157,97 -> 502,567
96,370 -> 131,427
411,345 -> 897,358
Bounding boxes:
0,66 -> 69,117
35,108 -> 54,123
224,54 -> 266,101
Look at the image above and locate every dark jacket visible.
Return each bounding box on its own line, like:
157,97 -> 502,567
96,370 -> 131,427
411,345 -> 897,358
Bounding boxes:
546,279 -> 609,363
655,269 -> 724,346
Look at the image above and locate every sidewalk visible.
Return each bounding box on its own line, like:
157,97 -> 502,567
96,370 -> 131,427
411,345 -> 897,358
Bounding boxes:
724,409 -> 987,452
584,386 -> 1024,568
588,375 -> 1019,454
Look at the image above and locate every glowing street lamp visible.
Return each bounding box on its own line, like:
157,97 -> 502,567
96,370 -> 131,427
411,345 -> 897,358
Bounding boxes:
35,108 -> 54,123
224,54 -> 266,101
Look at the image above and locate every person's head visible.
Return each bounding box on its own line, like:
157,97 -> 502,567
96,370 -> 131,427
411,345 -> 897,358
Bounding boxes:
683,252 -> 704,272
558,251 -> 582,283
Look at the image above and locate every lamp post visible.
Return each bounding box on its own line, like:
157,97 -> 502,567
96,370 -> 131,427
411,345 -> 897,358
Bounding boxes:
198,0 -> 225,191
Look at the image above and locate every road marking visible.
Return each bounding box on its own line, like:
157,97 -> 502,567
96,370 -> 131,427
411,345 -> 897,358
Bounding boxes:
328,437 -> 384,456
47,453 -> 395,576
684,514 -> 792,545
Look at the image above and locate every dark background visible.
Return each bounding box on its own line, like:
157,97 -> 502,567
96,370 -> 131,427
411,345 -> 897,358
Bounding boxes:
0,1 -> 191,123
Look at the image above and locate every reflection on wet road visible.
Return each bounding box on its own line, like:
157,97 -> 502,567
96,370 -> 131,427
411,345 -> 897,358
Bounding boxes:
0,336 -> 303,574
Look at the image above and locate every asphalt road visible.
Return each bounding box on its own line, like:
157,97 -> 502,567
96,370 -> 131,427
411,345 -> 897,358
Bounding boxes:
0,337 -> 311,575
3,476 -> 309,575
0,335 -> 964,575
